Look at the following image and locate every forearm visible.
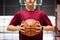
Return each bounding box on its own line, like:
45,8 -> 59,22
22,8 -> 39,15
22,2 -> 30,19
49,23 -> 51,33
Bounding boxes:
7,25 -> 20,31
43,26 -> 54,31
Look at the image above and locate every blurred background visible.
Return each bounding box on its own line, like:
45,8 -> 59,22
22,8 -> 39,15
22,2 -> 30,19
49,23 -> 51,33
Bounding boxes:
0,0 -> 60,40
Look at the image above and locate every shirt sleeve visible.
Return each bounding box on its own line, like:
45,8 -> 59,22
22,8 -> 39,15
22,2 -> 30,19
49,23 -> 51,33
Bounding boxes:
9,12 -> 19,26
42,11 -> 52,26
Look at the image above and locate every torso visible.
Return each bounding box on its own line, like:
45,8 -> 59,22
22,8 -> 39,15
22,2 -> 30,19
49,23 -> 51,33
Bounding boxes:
18,9 -> 44,40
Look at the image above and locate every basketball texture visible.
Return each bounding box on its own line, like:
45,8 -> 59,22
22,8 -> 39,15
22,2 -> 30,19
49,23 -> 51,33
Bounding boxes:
20,19 -> 42,37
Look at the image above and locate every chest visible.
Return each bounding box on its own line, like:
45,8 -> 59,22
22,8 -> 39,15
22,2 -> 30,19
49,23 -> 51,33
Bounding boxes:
20,11 -> 41,21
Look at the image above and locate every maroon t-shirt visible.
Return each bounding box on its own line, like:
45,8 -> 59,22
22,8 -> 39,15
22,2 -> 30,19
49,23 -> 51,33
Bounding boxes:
9,9 -> 52,40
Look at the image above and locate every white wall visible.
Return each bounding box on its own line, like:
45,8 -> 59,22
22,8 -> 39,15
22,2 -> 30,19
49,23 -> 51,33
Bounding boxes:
57,5 -> 60,30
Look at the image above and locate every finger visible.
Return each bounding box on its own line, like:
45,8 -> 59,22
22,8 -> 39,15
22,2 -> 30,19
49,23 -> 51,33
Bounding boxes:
20,30 -> 25,33
21,27 -> 25,29
20,26 -> 25,29
36,27 -> 40,29
36,27 -> 42,30
36,30 -> 41,33
20,28 -> 25,32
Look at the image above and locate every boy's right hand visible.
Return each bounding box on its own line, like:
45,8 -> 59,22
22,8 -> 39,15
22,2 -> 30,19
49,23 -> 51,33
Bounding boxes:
19,24 -> 25,33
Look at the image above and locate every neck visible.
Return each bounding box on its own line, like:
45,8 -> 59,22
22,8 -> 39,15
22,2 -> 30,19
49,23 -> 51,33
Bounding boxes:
26,5 -> 35,11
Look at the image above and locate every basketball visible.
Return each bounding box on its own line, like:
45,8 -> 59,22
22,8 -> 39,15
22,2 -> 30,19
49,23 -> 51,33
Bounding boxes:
20,19 -> 42,37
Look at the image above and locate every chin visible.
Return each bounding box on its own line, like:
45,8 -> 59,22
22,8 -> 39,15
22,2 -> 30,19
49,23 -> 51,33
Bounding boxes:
28,3 -> 33,5
29,4 -> 32,6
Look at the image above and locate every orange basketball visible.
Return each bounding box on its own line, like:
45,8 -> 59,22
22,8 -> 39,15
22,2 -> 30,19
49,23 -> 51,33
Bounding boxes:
20,19 -> 42,37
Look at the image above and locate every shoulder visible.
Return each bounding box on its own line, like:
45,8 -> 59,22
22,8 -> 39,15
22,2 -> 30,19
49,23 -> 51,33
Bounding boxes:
38,10 -> 46,16
14,10 -> 25,15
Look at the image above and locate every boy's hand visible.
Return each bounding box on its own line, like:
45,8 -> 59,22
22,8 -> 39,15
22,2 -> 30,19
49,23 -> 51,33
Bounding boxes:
19,24 -> 25,33
36,25 -> 42,33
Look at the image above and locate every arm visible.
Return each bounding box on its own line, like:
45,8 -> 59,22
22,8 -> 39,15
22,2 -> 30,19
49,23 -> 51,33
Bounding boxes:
7,25 -> 20,31
43,25 -> 54,31
7,25 -> 25,32
41,11 -> 54,31
7,12 -> 21,31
